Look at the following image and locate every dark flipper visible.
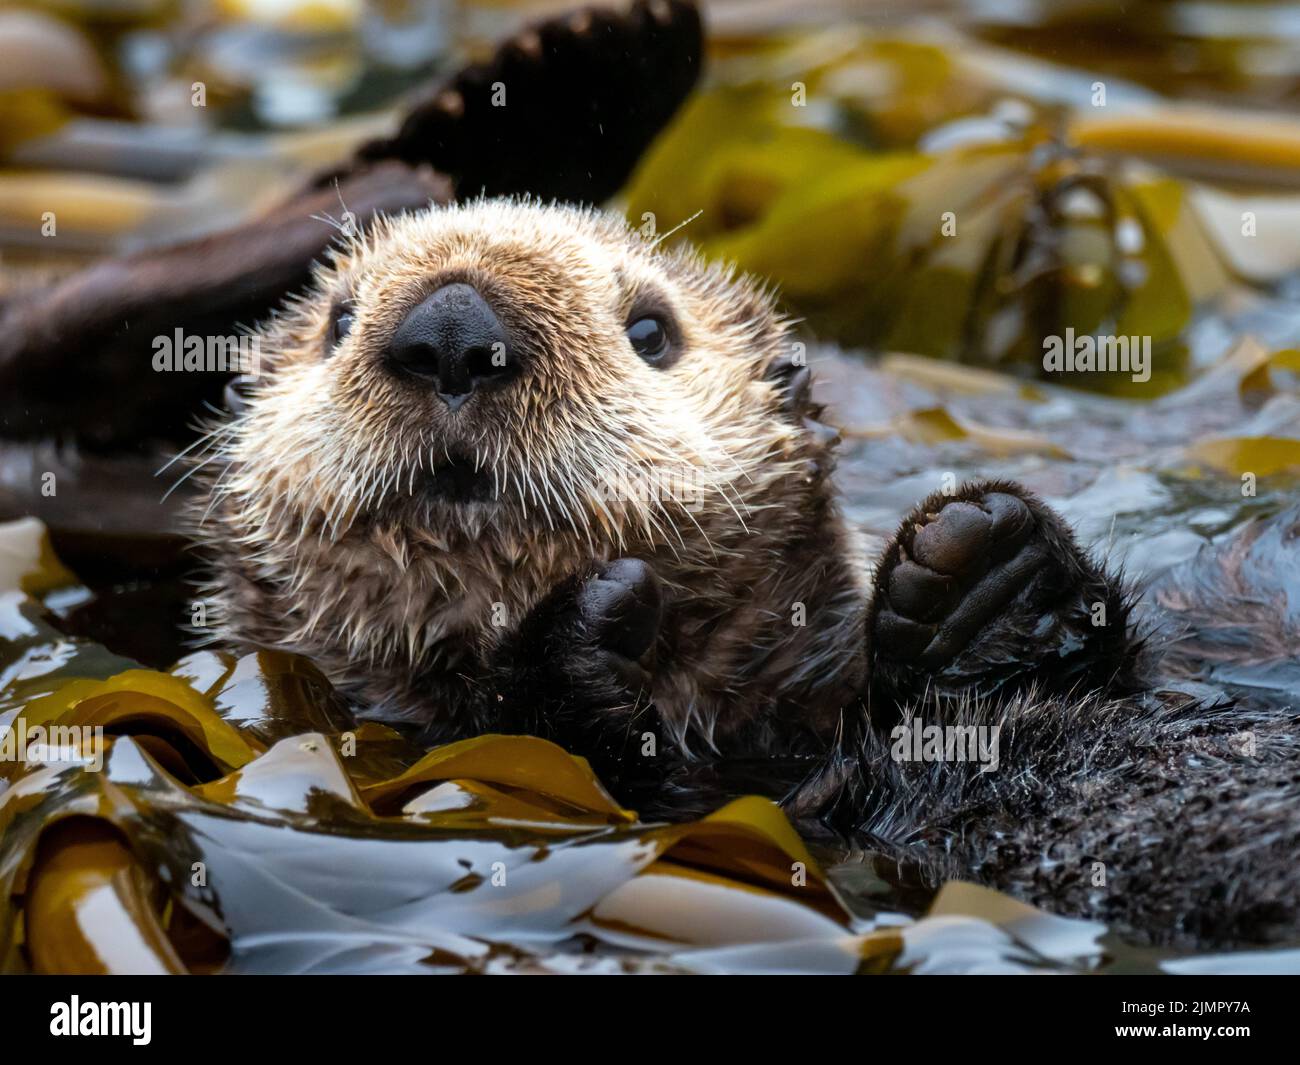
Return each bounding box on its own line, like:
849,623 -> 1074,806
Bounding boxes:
354,0 -> 704,204
867,479 -> 1143,713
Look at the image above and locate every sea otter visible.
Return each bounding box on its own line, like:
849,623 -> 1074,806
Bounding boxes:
189,200 -> 1300,951
4,0 -> 1294,953
193,199 -> 1136,759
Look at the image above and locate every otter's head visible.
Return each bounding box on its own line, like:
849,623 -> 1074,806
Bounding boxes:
208,200 -> 832,562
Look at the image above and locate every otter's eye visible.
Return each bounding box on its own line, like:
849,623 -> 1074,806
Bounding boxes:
327,307 -> 355,354
626,315 -> 670,364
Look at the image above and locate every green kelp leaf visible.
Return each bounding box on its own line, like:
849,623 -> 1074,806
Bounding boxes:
1095,178 -> 1211,392
666,928 -> 905,975
195,732 -> 367,814
1071,110 -> 1300,192
0,89 -> 72,157
985,166 -> 1197,397
709,142 -> 1029,344
625,65 -> 1222,395
585,796 -> 850,950
809,37 -> 988,148
926,881 -> 1105,967
168,650 -> 237,697
706,151 -> 928,306
1226,340 -> 1299,398
700,30 -> 996,151
5,728 -> 864,972
878,352 -> 1047,398
214,0 -> 360,33
589,863 -> 848,951
0,518 -> 77,597
396,776 -> 624,830
204,650 -> 357,746
642,796 -> 846,918
624,85 -> 876,243
890,407 -> 1069,458
360,733 -> 636,822
878,152 -> 1035,359
0,171 -> 158,240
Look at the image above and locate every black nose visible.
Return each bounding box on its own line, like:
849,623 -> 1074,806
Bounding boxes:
385,283 -> 513,410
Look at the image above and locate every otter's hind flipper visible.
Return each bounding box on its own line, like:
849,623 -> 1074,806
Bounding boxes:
356,0 -> 704,204
867,480 -> 1142,710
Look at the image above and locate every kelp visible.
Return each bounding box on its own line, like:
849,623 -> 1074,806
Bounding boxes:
968,0 -> 1300,109
0,520 -> 1271,975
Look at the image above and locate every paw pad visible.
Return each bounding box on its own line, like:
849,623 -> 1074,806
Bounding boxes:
876,490 -> 1047,666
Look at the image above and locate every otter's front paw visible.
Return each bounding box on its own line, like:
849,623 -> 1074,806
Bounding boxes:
492,558 -> 662,756
868,480 -> 1139,708
565,558 -> 662,698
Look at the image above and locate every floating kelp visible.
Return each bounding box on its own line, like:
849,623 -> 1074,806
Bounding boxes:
968,0 -> 1300,109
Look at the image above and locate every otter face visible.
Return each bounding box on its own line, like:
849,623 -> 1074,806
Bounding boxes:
215,199 -> 816,553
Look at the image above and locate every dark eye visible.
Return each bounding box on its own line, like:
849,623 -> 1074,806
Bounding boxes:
626,315 -> 670,364
327,307 -> 355,354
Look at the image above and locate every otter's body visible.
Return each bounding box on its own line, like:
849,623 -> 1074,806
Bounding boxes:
192,199 -> 1299,951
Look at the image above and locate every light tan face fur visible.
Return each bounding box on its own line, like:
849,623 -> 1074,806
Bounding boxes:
199,199 -> 847,718
220,200 -> 803,543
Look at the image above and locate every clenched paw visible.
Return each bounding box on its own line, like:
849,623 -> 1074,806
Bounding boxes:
490,556 -> 664,756
869,480 -> 1140,706
570,558 -> 663,695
